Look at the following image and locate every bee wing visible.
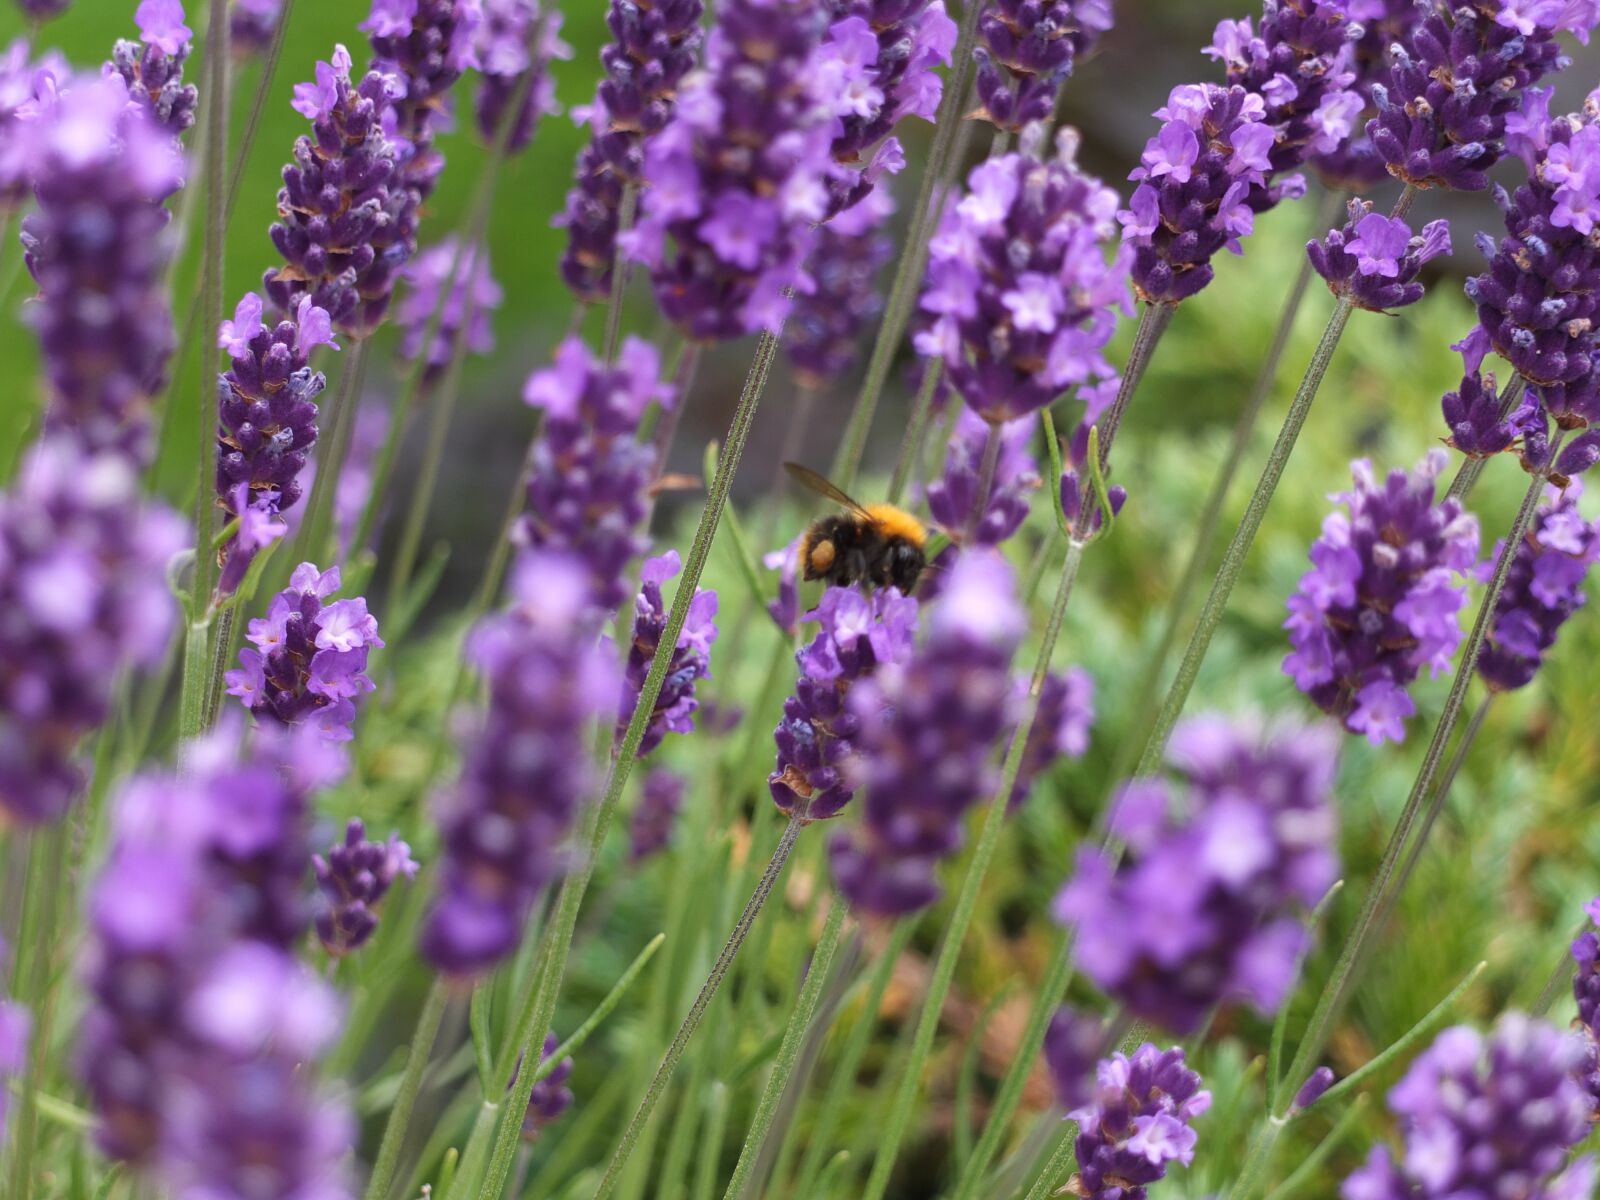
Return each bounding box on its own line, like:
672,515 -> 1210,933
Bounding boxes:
783,462 -> 872,518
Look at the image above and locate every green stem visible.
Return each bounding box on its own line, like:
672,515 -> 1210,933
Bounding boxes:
603,183 -> 639,365
964,422 -> 1003,544
1020,1121 -> 1076,1200
1446,375 -> 1525,502
1136,297 -> 1354,775
292,340 -> 372,568
1268,881 -> 1344,1111
7,825 -> 67,1200
177,616 -> 213,742
886,360 -> 942,505
201,606 -> 236,730
443,1101 -> 501,1200
363,977 -> 450,1200
859,537 -> 1086,1200
691,1084 -> 732,1200
1261,1096 -> 1369,1200
720,900 -> 849,1200
1279,437 -> 1562,1116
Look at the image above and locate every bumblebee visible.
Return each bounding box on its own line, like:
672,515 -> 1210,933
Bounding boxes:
784,462 -> 927,594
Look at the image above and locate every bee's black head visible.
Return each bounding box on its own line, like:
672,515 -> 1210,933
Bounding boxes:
887,540 -> 925,594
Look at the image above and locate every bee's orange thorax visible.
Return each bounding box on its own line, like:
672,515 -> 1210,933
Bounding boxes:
864,504 -> 927,548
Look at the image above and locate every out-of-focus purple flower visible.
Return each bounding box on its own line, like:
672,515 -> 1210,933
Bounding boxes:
622,0 -> 839,341
830,551 -> 1024,916
1008,666 -> 1095,809
765,537 -> 803,637
916,134 -> 1131,423
1311,1 -> 1424,191
225,562 -> 383,743
1307,200 -> 1451,312
0,438 -> 185,826
270,45 -> 405,338
231,0 -> 284,56
0,999 -> 29,1140
421,553 -> 618,977
397,237 -> 502,383
1283,452 -> 1479,746
313,818 -> 419,956
630,768 -> 684,861
1477,483 -> 1600,692
1292,1065 -> 1336,1114
557,0 -> 704,303
474,0 -> 570,153
109,0 -> 198,138
1340,1015 -> 1594,1200
1042,1005 -> 1107,1113
0,40 -> 67,213
1571,897 -> 1600,1107
213,291 -> 338,596
14,0 -> 70,21
21,74 -> 185,465
1068,1043 -> 1211,1200
784,185 -> 893,387
334,402 -> 387,559
1367,1 -> 1595,192
1055,714 -> 1339,1033
515,1033 -> 575,1139
927,408 -> 1041,547
770,584 -> 919,822
514,336 -> 674,615
974,0 -> 1110,133
619,551 -> 719,759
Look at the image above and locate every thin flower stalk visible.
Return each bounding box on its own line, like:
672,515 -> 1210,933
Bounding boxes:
362,977 -> 449,1200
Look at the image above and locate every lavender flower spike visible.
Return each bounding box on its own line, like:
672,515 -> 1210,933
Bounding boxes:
630,768 -> 685,861
364,0 -> 479,200
927,408 -> 1041,547
1007,666 -> 1095,809
397,237 -> 503,385
314,818 -> 420,956
1341,1014 -> 1594,1199
829,550 -> 1024,916
1570,897 -> 1600,1108
0,41 -> 67,216
108,0 -> 199,139
474,0 -> 571,154
1043,1005 -> 1108,1113
1478,483 -> 1600,692
520,1033 -> 575,1138
1440,341 -> 1538,462
1310,1 -> 1424,192
1055,714 -> 1339,1033
916,131 -> 1131,424
1068,1043 -> 1211,1200
619,551 -> 719,760
974,0 -> 1110,134
622,0 -> 839,341
1284,451 -> 1480,745
421,553 -> 619,977
784,185 -> 893,387
231,0 -> 284,57
1307,199 -> 1451,312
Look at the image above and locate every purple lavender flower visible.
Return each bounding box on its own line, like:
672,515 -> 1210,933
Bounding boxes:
225,562 -> 384,743
619,551 -> 719,759
1477,483 -> 1600,692
0,438 -> 186,826
0,1000 -> 29,1141
1055,714 -> 1340,1033
1284,452 -> 1480,746
630,768 -> 685,861
520,1033 -> 575,1139
0,40 -> 66,214
421,553 -> 618,977
230,0 -> 283,56
829,551 -> 1024,916
1571,897 -> 1600,1107
784,185 -> 893,387
974,0 -> 1111,133
314,819 -> 419,956
474,0 -> 570,153
1307,200 -> 1451,312
363,0 -> 479,199
269,45 -> 405,338
1367,1 -> 1598,193
1008,666 -> 1095,809
1308,1 -> 1424,190
397,237 -> 503,384
1441,345 -> 1539,461
213,291 -> 339,596
916,135 -> 1131,424
335,402 -> 387,559
1341,1014 -> 1594,1200
1042,1005 -> 1107,1113
1067,1043 -> 1212,1200
1292,1065 -> 1336,1114
14,0 -> 69,20
927,408 -> 1041,547
109,0 -> 198,139
21,74 -> 185,464
769,585 -> 919,822
622,0 -> 839,342
556,0 -> 704,303
514,336 -> 675,615
1057,400 -> 1128,536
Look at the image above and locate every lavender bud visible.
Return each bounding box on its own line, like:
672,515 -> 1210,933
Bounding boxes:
1056,715 -> 1340,1033
1291,1065 -> 1335,1114
927,409 -> 1041,548
313,819 -> 419,956
230,0 -> 284,57
1284,452 -> 1479,746
630,769 -> 685,862
111,0 -> 199,139
1069,1043 -> 1211,1199
974,0 -> 1111,134
518,1033 -> 575,1139
1307,200 -> 1451,312
1008,667 -> 1095,809
618,551 -> 719,760
397,238 -> 503,385
784,186 -> 893,387
474,0 -> 571,154
1042,1005 -> 1106,1113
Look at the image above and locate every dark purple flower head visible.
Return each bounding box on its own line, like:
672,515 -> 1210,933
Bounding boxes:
770,583 -> 919,821
516,1033 -> 575,1139
270,44 -> 405,338
927,408 -> 1041,547
1341,1014 -> 1595,1200
1069,1042 -> 1212,1200
619,551 -> 719,759
1307,199 -> 1452,312
1366,1 -> 1597,192
421,552 -> 619,977
1441,340 -> 1540,460
21,74 -> 185,465
474,0 -> 570,153
622,0 -> 840,342
0,437 -> 186,826
556,0 -> 705,304
630,768 -> 685,861
917,134 -> 1131,423
109,0 -> 198,139
1284,451 -> 1480,745
313,818 -> 419,956
1008,666 -> 1095,809
974,0 -> 1111,133
1043,1005 -> 1108,1113
1572,897 -> 1600,1109
213,291 -> 339,596
231,0 -> 284,57
784,185 -> 894,387
397,237 -> 502,382
1311,0 -> 1426,191
514,335 -> 675,615
1056,714 -> 1340,1033
1477,483 -> 1600,691
363,0 -> 480,193
830,551 -> 1025,916
225,562 -> 384,743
